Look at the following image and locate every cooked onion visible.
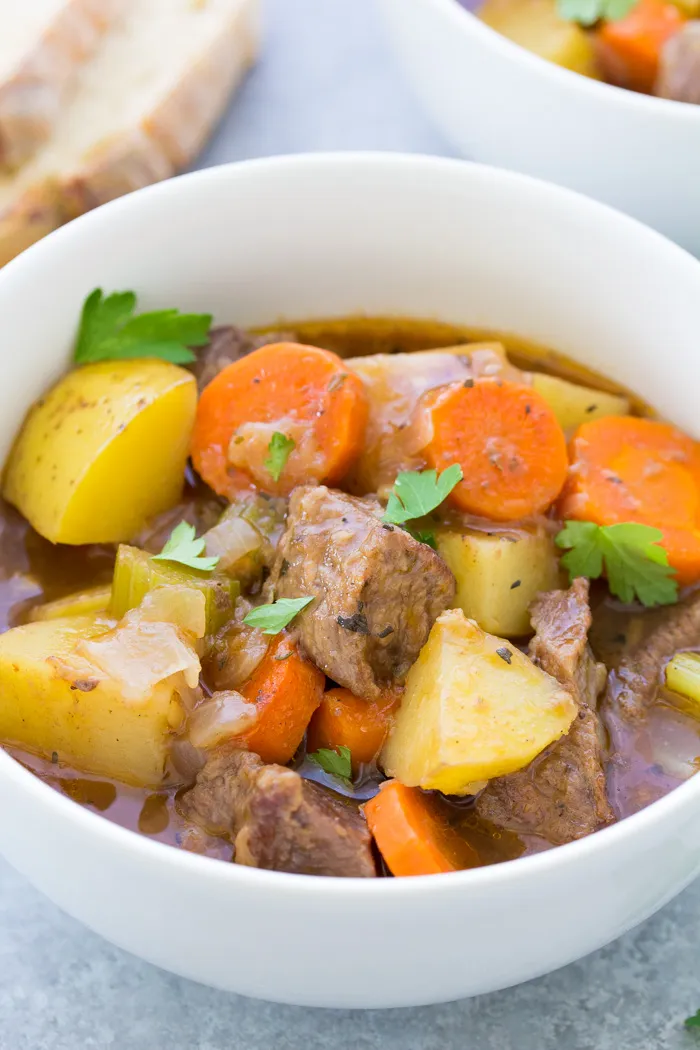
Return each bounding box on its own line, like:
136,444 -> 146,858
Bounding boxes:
204,514 -> 261,572
187,690 -> 258,749
77,614 -> 201,700
170,739 -> 206,781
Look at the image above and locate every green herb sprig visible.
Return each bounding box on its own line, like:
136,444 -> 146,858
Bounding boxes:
555,520 -> 678,606
152,522 -> 219,573
557,0 -> 637,27
243,596 -> 314,634
74,289 -> 211,365
308,745 -> 353,786
264,432 -> 295,482
383,465 -> 463,526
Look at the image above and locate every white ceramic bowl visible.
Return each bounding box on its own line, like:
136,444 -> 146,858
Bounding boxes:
1,154 -> 700,1009
378,0 -> 700,257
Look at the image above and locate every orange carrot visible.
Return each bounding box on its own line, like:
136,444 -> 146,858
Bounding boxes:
236,634 -> 325,764
594,0 -> 685,94
191,342 -> 368,499
364,780 -> 478,877
560,415 -> 700,585
418,378 -> 568,521
306,688 -> 400,771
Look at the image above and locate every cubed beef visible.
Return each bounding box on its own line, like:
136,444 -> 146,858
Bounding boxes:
476,579 -> 614,845
270,485 -> 456,698
180,748 -> 376,877
604,588 -> 700,723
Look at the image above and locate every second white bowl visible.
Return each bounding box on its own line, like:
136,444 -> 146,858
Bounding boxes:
378,0 -> 700,257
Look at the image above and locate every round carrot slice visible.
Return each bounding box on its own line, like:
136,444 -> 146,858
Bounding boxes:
418,378 -> 568,521
191,342 -> 368,499
560,415 -> 700,585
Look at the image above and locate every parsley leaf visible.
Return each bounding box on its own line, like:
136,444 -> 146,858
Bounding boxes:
408,527 -> 437,549
308,745 -> 353,785
74,288 -> 212,365
555,520 -> 678,607
383,465 -> 463,525
243,596 -> 314,634
152,522 -> 219,573
686,1010 -> 700,1030
264,432 -> 295,482
557,0 -> 636,26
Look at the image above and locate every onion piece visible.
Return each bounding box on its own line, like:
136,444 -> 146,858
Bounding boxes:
187,690 -> 258,749
204,514 -> 262,573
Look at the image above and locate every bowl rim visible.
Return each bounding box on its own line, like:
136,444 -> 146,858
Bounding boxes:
426,0 -> 700,122
1,150 -> 700,897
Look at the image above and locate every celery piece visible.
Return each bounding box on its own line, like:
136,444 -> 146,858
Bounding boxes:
30,585 -> 112,622
665,652 -> 700,718
110,545 -> 238,634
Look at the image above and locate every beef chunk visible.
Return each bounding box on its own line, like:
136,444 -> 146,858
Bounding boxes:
180,749 -> 376,877
476,579 -> 614,845
655,21 -> 700,104
270,486 -> 456,698
193,326 -> 298,391
604,589 -> 700,722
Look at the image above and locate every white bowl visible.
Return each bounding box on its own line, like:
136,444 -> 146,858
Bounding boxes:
377,0 -> 700,257
1,154 -> 700,1009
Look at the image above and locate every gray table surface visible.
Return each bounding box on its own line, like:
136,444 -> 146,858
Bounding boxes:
2,1 -> 700,1047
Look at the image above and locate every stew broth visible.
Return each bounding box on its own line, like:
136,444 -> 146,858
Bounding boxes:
1,317 -> 697,869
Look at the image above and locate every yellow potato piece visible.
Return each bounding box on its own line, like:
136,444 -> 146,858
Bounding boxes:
29,585 -> 112,622
3,359 -> 197,544
436,522 -> 562,637
381,609 -> 576,795
480,0 -> 601,78
0,614 -> 192,787
531,373 -> 630,433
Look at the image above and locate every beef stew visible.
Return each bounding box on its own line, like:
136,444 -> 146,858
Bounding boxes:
1,303 -> 700,878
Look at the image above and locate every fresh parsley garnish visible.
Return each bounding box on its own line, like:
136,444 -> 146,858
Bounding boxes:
308,745 -> 353,785
383,465 -> 463,525
243,596 -> 314,634
408,527 -> 437,549
685,1010 -> 700,1030
152,522 -> 219,573
557,0 -> 636,26
555,520 -> 678,607
264,432 -> 295,482
74,289 -> 212,365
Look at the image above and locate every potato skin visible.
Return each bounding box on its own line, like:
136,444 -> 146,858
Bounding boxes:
3,359 -> 197,544
0,614 -> 187,787
381,610 -> 577,795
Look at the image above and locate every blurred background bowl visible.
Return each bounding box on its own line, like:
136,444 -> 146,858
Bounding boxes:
377,0 -> 700,256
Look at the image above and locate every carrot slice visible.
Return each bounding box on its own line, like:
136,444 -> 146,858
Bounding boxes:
236,634 -> 325,764
560,416 -> 700,585
418,378 -> 568,521
594,0 -> 685,94
306,688 -> 400,771
364,780 -> 478,876
191,342 -> 368,499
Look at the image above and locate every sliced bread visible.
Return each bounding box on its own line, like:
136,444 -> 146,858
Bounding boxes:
0,0 -> 259,266
0,0 -> 122,170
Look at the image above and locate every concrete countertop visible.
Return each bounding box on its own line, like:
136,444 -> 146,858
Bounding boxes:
2,1 -> 699,1047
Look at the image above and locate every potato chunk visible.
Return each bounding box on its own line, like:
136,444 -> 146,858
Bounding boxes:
480,0 -> 601,78
0,614 -> 197,787
381,610 -> 576,795
531,373 -> 630,433
436,522 -> 562,637
3,359 -> 196,544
